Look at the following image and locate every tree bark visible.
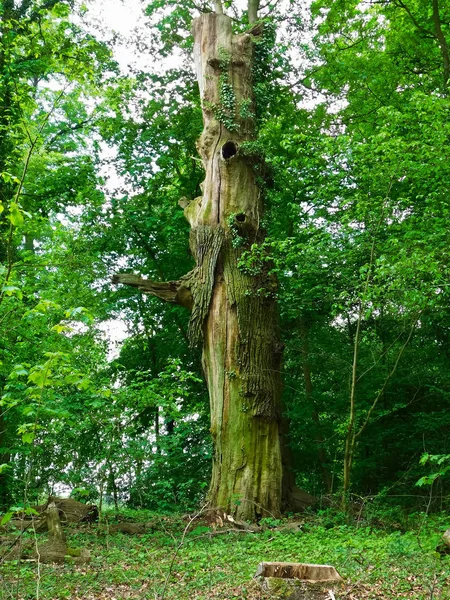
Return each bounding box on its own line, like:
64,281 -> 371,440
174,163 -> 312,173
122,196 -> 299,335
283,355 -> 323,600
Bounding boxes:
248,0 -> 259,24
189,13 -> 284,520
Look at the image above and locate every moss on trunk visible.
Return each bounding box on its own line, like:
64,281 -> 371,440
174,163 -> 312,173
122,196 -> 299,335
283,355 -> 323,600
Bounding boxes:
189,13 -> 283,521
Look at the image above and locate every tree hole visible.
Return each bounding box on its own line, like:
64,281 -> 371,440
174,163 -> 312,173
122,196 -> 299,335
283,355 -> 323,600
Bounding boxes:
235,213 -> 246,222
222,141 -> 238,159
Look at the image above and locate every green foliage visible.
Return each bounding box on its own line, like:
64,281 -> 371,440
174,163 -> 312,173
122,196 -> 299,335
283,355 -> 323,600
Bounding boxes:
203,47 -> 239,132
226,213 -> 246,248
238,98 -> 255,120
417,454 -> 450,487
251,19 -> 283,127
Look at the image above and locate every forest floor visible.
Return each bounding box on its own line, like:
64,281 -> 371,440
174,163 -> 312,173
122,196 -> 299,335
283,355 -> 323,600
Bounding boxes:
1,508 -> 449,600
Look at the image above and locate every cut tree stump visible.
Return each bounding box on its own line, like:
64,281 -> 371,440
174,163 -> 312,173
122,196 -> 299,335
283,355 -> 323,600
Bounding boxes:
436,528 -> 450,555
255,562 -> 342,600
256,562 -> 342,583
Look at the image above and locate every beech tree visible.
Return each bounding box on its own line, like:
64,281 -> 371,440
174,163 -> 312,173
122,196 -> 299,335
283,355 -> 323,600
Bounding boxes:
113,0 -> 313,520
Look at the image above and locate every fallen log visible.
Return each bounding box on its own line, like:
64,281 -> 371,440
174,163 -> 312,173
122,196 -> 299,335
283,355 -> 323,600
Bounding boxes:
34,496 -> 98,524
108,522 -> 154,535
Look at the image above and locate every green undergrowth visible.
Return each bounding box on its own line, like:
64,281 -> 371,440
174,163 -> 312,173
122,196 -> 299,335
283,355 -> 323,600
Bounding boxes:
1,510 -> 449,599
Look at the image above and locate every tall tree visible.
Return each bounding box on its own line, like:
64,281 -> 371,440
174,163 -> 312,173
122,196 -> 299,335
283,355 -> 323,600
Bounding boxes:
113,1 -> 312,520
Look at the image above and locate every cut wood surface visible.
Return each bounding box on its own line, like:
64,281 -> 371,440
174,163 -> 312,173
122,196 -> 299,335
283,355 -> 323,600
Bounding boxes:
255,562 -> 342,582
436,528 -> 450,555
442,529 -> 450,548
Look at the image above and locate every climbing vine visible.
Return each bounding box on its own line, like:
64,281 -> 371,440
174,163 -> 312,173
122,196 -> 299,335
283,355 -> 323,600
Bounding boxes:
251,19 -> 277,126
227,213 -> 246,248
202,21 -> 278,133
203,47 -> 239,131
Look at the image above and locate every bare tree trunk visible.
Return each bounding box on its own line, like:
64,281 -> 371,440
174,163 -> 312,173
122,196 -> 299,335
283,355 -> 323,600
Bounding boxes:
213,0 -> 224,15
190,13 -> 283,520
114,13 -> 316,520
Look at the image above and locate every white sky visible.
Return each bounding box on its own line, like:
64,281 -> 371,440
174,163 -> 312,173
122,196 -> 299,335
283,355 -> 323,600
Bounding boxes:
83,0 -> 152,71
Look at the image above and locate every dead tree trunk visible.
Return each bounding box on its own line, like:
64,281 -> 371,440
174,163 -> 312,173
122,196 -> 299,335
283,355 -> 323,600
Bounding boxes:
114,12 -> 301,521
191,13 -> 283,521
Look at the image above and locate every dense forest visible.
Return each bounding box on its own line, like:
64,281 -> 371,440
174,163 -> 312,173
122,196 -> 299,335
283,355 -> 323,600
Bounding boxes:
1,0 -> 450,597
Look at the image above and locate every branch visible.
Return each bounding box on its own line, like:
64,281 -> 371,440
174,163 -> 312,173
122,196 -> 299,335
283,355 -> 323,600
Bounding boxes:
392,0 -> 435,39
259,0 -> 282,16
354,313 -> 420,441
289,65 -> 326,90
112,273 -> 193,310
432,0 -> 450,90
46,119 -> 93,147
213,0 -> 223,14
0,88 -> 67,309
160,503 -> 209,600
248,0 -> 259,24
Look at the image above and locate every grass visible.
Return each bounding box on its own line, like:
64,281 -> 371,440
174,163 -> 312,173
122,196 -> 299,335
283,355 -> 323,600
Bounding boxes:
1,509 -> 449,599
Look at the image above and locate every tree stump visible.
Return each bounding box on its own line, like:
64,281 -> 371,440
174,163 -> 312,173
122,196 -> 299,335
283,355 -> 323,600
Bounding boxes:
255,562 -> 342,599
35,502 -> 67,563
436,528 -> 450,555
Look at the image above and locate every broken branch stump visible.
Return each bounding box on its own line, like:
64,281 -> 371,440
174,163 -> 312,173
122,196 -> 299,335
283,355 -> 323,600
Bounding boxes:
35,502 -> 67,563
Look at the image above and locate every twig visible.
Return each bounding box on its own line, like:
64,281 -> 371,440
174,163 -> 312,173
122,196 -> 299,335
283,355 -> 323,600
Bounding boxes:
31,519 -> 41,600
185,527 -> 257,543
